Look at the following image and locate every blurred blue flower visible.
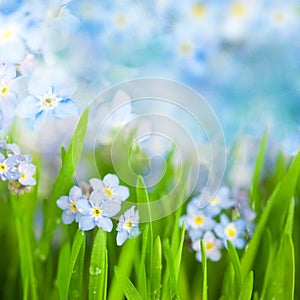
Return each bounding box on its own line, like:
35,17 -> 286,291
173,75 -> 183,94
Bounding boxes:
192,231 -> 223,262
180,200 -> 215,241
89,174 -> 129,203
17,85 -> 78,130
214,214 -> 246,249
76,190 -> 121,232
204,186 -> 235,217
56,186 -> 86,225
116,206 -> 140,246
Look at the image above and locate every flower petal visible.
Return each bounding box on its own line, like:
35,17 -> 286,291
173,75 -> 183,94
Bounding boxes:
116,230 -> 128,246
79,215 -> 95,231
54,99 -> 78,119
56,196 -> 70,210
76,198 -> 92,214
102,200 -> 121,217
103,174 -> 119,187
62,211 -> 75,224
113,186 -> 129,201
16,96 -> 41,118
96,216 -> 113,232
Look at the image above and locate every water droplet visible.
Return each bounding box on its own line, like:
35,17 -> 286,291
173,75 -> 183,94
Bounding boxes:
89,265 -> 102,275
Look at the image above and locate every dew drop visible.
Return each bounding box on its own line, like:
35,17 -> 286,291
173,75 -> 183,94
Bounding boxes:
89,265 -> 102,275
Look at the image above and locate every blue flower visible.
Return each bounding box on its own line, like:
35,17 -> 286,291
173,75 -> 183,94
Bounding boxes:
214,214 -> 247,249
192,231 -> 223,262
76,190 -> 121,232
17,162 -> 36,186
56,186 -> 86,225
116,206 -> 140,246
204,186 -> 235,217
179,199 -> 215,241
16,85 -> 78,130
0,153 -> 22,181
89,174 -> 129,203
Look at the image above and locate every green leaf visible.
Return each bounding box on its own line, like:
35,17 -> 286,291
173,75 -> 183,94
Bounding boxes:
227,240 -> 243,295
263,234 -> 295,299
250,132 -> 267,215
220,264 -> 235,300
241,152 -> 300,277
66,230 -> 86,299
238,271 -> 253,300
89,229 -> 108,300
138,224 -> 149,299
56,243 -> 71,300
109,239 -> 137,300
174,223 -> 186,281
114,266 -> 143,300
150,236 -> 162,300
163,239 -> 180,300
201,240 -> 208,300
38,107 -> 89,259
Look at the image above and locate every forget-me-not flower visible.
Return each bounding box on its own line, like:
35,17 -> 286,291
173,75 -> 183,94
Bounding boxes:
56,186 -> 86,224
192,231 -> 223,262
17,162 -> 36,186
89,174 -> 129,203
116,206 -> 140,246
0,153 -> 21,181
214,214 -> 247,249
17,84 -> 78,129
76,190 -> 121,232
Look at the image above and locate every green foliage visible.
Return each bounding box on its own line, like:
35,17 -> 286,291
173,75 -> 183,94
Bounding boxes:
1,115 -> 300,300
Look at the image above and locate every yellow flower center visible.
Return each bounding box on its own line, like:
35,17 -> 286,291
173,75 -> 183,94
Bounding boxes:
70,201 -> 77,212
93,207 -> 102,217
231,4 -> 247,17
194,215 -> 204,225
124,220 -> 133,230
114,13 -> 127,28
1,85 -> 9,95
272,12 -> 284,24
21,173 -> 27,180
0,163 -> 7,172
206,242 -> 214,250
178,43 -> 193,56
210,197 -> 219,206
192,4 -> 206,18
104,187 -> 113,198
42,96 -> 57,108
226,225 -> 237,238
1,30 -> 13,40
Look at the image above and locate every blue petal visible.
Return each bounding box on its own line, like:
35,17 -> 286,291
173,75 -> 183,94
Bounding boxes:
19,176 -> 36,186
89,178 -> 103,191
103,174 -> 119,187
234,238 -> 246,249
79,215 -> 95,231
62,211 -> 75,224
69,186 -> 83,200
76,198 -> 92,214
16,96 -> 41,118
116,230 -> 128,246
5,170 -> 21,180
114,186 -> 129,201
89,191 -> 104,207
96,216 -> 113,232
102,200 -> 121,217
56,196 -> 70,210
54,99 -> 78,119
214,224 -> 225,239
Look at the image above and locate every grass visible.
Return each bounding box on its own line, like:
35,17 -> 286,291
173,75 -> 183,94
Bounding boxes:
0,109 -> 299,299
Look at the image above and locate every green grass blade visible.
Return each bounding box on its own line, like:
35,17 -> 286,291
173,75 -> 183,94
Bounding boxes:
56,243 -> 71,300
241,152 -> 300,277
238,271 -> 253,300
227,240 -> 243,294
89,229 -> 108,300
38,107 -> 89,259
114,266 -> 143,300
163,239 -> 180,300
220,264 -> 235,300
263,234 -> 295,299
150,236 -> 162,300
174,223 -> 185,281
201,240 -> 208,300
65,230 -> 86,299
108,239 -> 137,300
250,132 -> 267,215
